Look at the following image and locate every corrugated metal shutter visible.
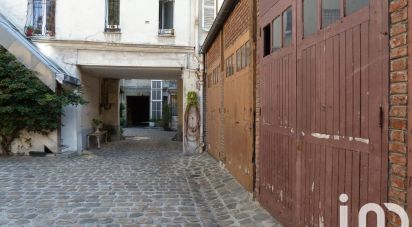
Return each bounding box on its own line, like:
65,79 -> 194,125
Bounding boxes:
202,0 -> 215,31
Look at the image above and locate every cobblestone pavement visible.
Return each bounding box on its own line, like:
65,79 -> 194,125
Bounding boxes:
0,128 -> 281,226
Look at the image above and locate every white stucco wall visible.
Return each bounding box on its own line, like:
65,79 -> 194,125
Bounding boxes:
0,0 -> 194,46
0,0 -> 205,153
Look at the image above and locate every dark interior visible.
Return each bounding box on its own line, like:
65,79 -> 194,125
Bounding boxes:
127,96 -> 150,127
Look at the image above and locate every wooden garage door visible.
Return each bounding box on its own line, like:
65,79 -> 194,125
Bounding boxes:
206,63 -> 223,161
224,32 -> 255,191
258,0 -> 388,226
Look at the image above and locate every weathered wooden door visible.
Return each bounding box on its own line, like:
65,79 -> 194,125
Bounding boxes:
258,0 -> 388,226
259,0 -> 298,223
206,63 -> 223,161
224,32 -> 255,191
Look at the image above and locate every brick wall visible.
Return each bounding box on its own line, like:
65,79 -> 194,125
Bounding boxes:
255,0 -> 261,196
206,33 -> 221,68
388,0 -> 408,226
223,0 -> 249,48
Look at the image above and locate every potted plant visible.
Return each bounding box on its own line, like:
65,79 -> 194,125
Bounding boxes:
102,123 -> 117,141
25,26 -> 34,37
91,118 -> 103,133
161,103 -> 171,131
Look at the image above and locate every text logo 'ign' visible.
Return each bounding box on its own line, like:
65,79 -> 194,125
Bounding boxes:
339,194 -> 409,227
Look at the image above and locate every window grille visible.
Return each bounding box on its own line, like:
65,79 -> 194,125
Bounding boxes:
106,0 -> 120,32
159,0 -> 174,35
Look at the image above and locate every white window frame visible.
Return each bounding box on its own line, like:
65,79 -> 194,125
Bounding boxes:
150,80 -> 163,120
28,0 -> 49,36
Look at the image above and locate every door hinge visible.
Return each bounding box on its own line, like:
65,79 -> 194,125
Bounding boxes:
379,106 -> 384,129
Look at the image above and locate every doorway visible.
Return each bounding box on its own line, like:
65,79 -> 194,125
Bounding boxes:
127,96 -> 150,126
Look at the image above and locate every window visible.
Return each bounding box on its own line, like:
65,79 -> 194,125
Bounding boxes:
263,25 -> 271,57
106,0 -> 120,31
322,0 -> 340,27
264,7 -> 293,55
272,17 -> 282,51
283,7 -> 292,46
346,0 -> 368,15
151,81 -> 163,120
159,0 -> 174,35
236,41 -> 250,71
225,55 -> 234,77
26,0 -> 55,36
236,48 -> 242,71
202,0 -> 215,31
303,0 -> 318,37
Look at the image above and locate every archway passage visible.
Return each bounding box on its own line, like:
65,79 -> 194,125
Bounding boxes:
127,96 -> 150,127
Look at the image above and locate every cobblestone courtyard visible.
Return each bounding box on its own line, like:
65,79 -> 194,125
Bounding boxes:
0,128 -> 279,226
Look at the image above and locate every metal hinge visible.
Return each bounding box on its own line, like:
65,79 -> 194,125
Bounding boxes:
379,106 -> 384,129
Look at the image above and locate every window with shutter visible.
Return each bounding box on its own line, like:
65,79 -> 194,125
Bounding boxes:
202,0 -> 215,31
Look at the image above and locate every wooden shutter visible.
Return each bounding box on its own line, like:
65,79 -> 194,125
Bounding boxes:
202,0 -> 215,31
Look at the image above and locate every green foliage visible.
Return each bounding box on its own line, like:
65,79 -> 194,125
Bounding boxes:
91,118 -> 103,130
0,47 -> 85,155
102,123 -> 117,141
161,102 -> 171,130
186,91 -> 198,108
119,103 -> 126,126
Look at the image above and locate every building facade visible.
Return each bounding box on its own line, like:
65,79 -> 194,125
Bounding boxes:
0,0 -> 221,154
202,0 -> 256,192
203,0 -> 412,226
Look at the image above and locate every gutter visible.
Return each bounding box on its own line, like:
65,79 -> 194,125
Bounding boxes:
200,0 -> 239,54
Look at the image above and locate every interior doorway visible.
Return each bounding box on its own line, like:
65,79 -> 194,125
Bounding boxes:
127,96 -> 150,126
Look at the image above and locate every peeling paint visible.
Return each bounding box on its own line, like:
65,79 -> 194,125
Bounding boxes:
291,128 -> 294,133
349,137 -> 353,141
301,132 -> 305,136
280,190 -> 283,201
319,215 -> 324,227
333,135 -> 340,140
354,137 -> 370,144
311,133 -> 331,139
311,181 -> 315,192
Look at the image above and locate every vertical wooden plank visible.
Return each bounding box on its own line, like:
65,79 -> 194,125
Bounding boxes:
320,40 -> 327,134
315,44 -> 322,133
353,25 -> 361,138
324,147 -> 333,227
345,150 -> 353,223
339,33 -> 346,136
302,49 -> 308,131
360,22 -> 369,139
346,28 -> 354,137
331,148 -> 339,226
338,149 -> 346,224
325,37 -> 334,134
351,152 -> 360,227
333,35 -> 340,135
311,46 -> 317,132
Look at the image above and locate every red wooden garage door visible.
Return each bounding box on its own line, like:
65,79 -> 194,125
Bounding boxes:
258,0 -> 388,226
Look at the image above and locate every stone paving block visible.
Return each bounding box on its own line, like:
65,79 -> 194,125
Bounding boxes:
0,128 -> 281,226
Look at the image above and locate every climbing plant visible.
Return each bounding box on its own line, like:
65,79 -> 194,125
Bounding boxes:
184,91 -> 200,154
0,47 -> 85,156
